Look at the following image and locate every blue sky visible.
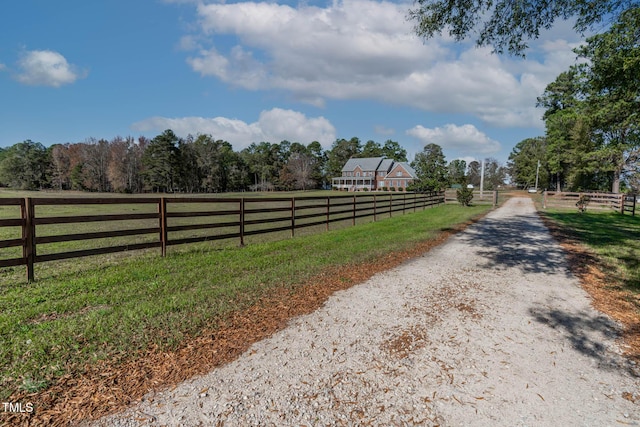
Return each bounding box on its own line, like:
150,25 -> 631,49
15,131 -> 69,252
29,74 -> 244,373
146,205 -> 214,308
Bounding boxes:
0,0 -> 586,164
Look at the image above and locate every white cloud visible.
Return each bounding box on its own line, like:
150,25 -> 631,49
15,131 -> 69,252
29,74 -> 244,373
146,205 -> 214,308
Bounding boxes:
406,123 -> 501,155
131,108 -> 336,149
374,125 -> 395,136
0,63 -> 6,71
179,0 -> 581,129
16,50 -> 84,87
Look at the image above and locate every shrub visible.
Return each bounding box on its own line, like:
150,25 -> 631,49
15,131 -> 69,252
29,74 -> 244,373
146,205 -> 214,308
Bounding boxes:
456,187 -> 474,206
576,195 -> 590,213
390,187 -> 396,192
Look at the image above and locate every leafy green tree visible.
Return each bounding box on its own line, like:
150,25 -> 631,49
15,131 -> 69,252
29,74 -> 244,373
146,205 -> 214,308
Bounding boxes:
326,137 -> 362,180
177,138 -> 200,193
142,130 -> 180,192
536,9 -> 640,192
241,141 -> 285,191
507,137 -> 549,190
447,159 -> 467,185
574,7 -> 640,193
0,140 -> 49,190
360,140 -> 384,158
410,143 -> 448,191
382,140 -> 408,162
409,0 -> 635,55
306,141 -> 327,187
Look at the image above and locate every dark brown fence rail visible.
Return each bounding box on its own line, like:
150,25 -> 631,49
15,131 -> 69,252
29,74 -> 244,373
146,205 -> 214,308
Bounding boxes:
0,192 -> 444,282
543,191 -> 637,216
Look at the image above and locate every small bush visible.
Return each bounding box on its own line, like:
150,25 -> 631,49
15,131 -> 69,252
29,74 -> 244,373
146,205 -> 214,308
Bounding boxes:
576,195 -> 590,213
456,187 -> 474,206
390,187 -> 396,192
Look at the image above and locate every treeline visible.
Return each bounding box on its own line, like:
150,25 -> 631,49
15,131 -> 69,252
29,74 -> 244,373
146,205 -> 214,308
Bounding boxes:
410,143 -> 507,192
508,8 -> 640,193
0,131 -> 417,193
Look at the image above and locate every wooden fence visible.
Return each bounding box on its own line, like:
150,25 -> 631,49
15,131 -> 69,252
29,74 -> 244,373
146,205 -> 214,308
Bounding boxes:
543,191 -> 637,215
444,189 -> 499,206
0,192 -> 444,282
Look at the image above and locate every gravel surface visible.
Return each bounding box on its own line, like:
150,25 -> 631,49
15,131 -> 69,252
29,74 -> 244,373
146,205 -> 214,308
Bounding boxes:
94,197 -> 640,426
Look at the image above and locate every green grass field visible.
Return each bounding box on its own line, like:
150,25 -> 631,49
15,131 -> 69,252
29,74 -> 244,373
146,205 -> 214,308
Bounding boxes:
542,209 -> 640,294
0,189 -> 490,400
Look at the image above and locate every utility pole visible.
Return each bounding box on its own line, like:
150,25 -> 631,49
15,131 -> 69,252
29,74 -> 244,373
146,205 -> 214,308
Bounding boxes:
480,159 -> 485,199
535,160 -> 540,192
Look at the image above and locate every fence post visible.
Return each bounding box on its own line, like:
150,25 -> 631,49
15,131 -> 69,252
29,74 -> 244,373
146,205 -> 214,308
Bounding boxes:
493,191 -> 498,207
620,194 -> 625,214
291,198 -> 295,238
23,198 -> 35,282
352,195 -> 356,226
239,198 -> 245,247
633,195 -> 637,217
543,191 -> 547,209
389,193 -> 393,217
373,194 -> 377,221
403,192 -> 406,214
159,197 -> 167,257
326,197 -> 330,231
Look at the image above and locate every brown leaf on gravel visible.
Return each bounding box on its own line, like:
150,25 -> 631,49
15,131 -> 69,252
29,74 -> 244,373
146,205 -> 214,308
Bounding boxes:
6,220 -> 480,427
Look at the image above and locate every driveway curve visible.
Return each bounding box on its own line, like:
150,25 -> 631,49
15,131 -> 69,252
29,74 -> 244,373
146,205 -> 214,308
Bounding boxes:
95,197 -> 639,426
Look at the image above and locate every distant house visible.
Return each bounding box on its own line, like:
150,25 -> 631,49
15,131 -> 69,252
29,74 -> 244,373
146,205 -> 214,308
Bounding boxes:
331,157 -> 417,191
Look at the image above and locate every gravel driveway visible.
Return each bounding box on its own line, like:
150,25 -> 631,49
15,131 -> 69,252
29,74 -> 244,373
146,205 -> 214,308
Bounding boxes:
95,197 -> 639,426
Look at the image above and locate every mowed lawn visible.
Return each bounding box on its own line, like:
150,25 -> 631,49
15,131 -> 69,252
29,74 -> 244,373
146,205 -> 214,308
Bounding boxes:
0,189 -> 491,400
542,209 -> 640,294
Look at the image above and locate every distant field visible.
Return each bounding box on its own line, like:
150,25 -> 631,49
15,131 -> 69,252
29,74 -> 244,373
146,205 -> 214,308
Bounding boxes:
0,199 -> 490,402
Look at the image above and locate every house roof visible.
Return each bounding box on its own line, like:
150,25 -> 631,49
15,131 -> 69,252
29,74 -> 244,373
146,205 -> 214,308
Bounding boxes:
341,157 -> 385,172
379,158 -> 394,172
384,162 -> 417,178
397,162 -> 417,178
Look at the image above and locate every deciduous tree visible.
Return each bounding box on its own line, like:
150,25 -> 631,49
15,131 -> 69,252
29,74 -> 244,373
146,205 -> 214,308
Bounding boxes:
409,0 -> 636,55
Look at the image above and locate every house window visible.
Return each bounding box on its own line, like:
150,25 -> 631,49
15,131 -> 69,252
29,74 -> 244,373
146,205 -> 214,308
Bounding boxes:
396,172 -> 402,177
356,172 -> 360,177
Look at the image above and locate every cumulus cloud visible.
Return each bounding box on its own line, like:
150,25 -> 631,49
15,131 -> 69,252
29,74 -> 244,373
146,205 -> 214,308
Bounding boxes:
406,123 -> 501,155
131,108 -> 336,149
178,0 -> 580,129
16,50 -> 84,87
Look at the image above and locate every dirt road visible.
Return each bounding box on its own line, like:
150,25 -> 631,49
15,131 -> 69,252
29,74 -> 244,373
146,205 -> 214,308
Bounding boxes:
95,197 -> 639,426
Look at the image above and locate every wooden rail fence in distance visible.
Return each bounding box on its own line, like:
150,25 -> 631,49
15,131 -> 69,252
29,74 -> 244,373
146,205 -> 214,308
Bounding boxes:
543,191 -> 637,216
0,192 -> 444,282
